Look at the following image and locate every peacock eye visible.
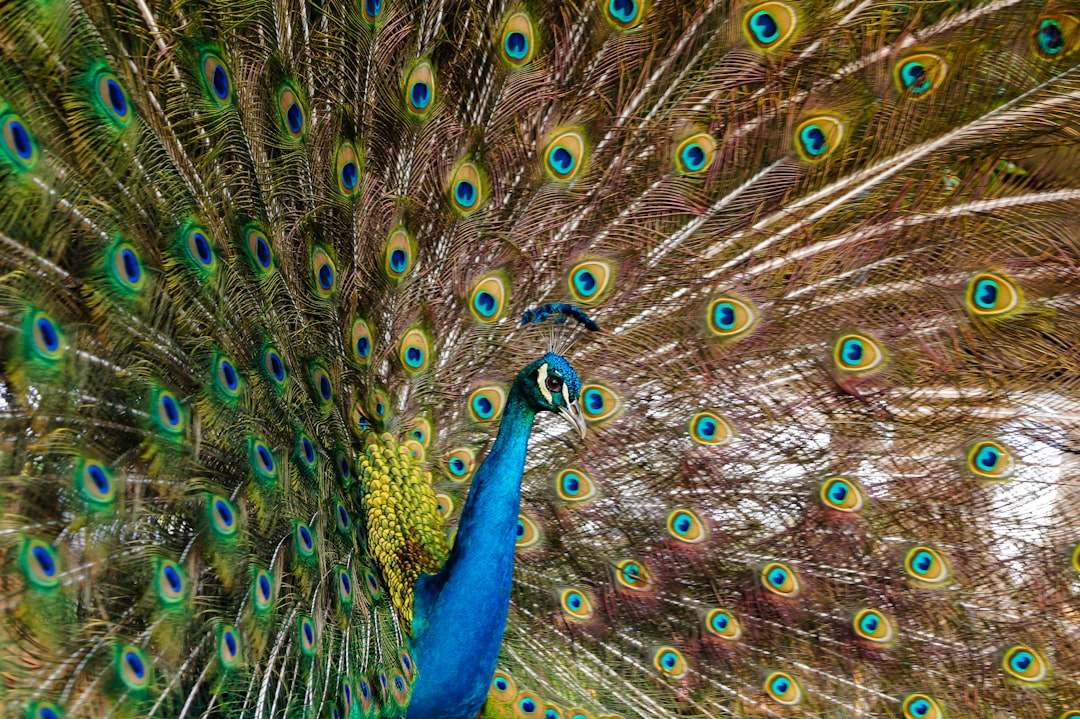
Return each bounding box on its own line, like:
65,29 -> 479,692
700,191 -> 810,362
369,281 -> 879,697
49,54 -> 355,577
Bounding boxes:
545,375 -> 563,393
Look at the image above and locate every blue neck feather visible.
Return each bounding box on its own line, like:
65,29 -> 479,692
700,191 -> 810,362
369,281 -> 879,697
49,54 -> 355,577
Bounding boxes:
407,381 -> 536,719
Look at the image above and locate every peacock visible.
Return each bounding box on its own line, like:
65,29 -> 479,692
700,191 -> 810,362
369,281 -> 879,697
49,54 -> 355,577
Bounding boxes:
1,0 -> 1080,717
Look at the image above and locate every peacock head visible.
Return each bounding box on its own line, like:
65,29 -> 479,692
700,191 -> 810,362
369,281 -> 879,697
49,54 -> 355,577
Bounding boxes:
518,352 -> 586,439
515,303 -> 599,439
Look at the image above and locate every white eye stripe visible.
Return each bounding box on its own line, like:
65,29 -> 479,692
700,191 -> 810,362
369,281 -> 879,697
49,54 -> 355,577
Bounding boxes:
537,362 -> 554,404
561,384 -> 570,406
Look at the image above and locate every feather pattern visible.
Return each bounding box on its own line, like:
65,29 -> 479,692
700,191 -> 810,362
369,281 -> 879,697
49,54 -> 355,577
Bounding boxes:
1,0 -> 1080,718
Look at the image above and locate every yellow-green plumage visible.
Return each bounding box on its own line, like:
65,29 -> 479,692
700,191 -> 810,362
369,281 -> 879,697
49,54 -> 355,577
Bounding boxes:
0,0 -> 1079,717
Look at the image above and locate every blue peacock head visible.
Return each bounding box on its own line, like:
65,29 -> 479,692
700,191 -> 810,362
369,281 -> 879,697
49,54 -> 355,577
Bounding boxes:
516,303 -> 599,438
519,352 -> 586,437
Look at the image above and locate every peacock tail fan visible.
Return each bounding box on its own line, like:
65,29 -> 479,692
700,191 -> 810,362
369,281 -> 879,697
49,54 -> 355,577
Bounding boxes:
0,0 -> 1079,717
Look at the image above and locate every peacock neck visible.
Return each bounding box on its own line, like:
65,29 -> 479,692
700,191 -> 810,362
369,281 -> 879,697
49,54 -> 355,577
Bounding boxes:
407,381 -> 536,719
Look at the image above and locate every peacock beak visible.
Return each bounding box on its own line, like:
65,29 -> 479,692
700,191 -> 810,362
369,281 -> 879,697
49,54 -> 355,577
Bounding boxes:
557,401 -> 587,440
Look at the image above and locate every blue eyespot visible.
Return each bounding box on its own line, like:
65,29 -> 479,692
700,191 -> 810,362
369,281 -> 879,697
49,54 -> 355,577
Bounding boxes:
302,437 -> 315,463
107,79 -> 127,116
22,539 -> 61,588
1,112 -> 38,169
666,509 -> 709,545
976,445 -> 999,470
88,464 -> 109,494
1010,650 -> 1034,673
520,698 -> 537,713
220,359 -> 238,390
680,143 -> 706,171
390,249 -> 408,273
910,699 -> 930,717
410,82 -> 430,109
33,545 -> 56,576
549,146 -> 575,174
771,676 -> 789,693
768,567 -> 787,586
319,375 -> 332,399
163,564 -> 182,593
473,395 -> 494,418
573,268 -> 597,296
450,161 -> 484,213
799,124 -> 827,156
298,524 -> 313,550
584,388 -> 603,412
450,458 -> 466,475
9,119 -> 31,159
844,338 -> 866,363
257,445 -> 274,472
214,499 -> 233,527
899,61 -> 930,93
860,614 -> 878,632
609,0 -> 639,25
36,317 -> 59,352
364,0 -> 382,21
751,10 -> 779,42
1039,19 -> 1064,55
975,278 -> 998,308
318,263 -> 334,291
193,232 -> 212,265
1001,645 -> 1047,682
121,248 -> 141,282
967,441 -> 1015,479
125,650 -> 145,678
212,65 -> 229,100
341,161 -> 358,190
516,519 -> 525,538
505,31 -> 528,59
893,53 -> 947,97
833,333 -> 884,372
356,335 -> 371,358
269,352 -> 285,381
286,102 -> 303,133
474,291 -> 497,317
258,574 -> 271,600
223,629 -> 237,655
161,395 -> 180,426
712,613 -> 729,630
454,180 -> 476,207
563,473 -> 579,494
904,546 -> 949,583
712,302 -> 736,330
254,236 -> 271,267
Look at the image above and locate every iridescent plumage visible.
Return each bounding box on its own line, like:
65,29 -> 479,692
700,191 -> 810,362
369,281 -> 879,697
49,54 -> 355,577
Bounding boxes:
1,0 -> 1080,718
